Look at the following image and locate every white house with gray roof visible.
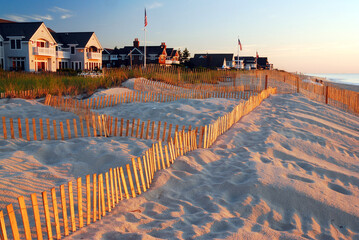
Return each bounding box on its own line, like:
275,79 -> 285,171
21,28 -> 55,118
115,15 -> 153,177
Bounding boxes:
51,32 -> 103,71
0,19 -> 102,72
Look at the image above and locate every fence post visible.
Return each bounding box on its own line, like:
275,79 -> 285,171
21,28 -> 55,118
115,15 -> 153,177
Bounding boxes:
265,75 -> 268,90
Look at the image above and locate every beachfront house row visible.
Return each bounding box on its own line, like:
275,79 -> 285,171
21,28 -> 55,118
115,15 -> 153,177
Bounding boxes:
0,19 -> 102,72
104,38 -> 179,68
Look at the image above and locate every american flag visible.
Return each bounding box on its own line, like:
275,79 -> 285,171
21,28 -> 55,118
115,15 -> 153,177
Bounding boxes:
238,38 -> 242,51
144,8 -> 148,27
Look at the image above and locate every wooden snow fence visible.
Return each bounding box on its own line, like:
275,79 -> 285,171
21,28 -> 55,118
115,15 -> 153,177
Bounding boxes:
0,114 -> 195,144
0,87 -> 276,240
0,89 -> 49,100
133,78 -> 255,100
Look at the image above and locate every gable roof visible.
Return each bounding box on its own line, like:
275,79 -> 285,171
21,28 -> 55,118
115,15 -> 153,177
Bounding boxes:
235,56 -> 256,64
102,48 -> 113,55
51,32 -> 94,48
0,22 -> 43,41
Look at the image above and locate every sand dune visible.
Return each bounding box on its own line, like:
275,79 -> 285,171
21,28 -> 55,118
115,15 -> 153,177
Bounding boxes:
66,94 -> 359,240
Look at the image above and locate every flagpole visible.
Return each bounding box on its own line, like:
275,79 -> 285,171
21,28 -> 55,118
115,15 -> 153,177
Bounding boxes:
144,28 -> 146,68
237,36 -> 239,69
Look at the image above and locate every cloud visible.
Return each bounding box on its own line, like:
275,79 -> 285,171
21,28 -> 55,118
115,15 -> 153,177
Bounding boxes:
49,6 -> 73,19
49,6 -> 71,13
5,14 -> 52,22
5,15 -> 27,22
61,14 -> 72,19
147,2 -> 163,9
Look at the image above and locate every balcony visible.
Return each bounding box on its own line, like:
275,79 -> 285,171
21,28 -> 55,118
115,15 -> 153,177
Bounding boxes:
87,52 -> 102,60
56,50 -> 70,59
33,47 -> 56,57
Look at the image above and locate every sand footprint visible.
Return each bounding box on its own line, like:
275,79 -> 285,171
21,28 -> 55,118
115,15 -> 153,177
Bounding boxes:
328,182 -> 352,195
287,174 -> 314,183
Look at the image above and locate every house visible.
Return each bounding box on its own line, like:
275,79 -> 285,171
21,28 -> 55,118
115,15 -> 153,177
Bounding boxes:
190,54 -> 234,69
51,32 -> 103,71
102,48 -> 113,68
0,18 -> 103,72
235,56 -> 257,70
105,38 -> 179,67
257,57 -> 272,70
0,21 -> 58,71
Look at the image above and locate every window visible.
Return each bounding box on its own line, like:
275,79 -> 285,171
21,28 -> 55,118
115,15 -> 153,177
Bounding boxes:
71,46 -> 75,54
11,57 -> 25,71
11,39 -> 21,49
0,41 -> 2,47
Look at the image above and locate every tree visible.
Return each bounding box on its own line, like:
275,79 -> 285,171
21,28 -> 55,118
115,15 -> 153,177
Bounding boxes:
182,48 -> 190,63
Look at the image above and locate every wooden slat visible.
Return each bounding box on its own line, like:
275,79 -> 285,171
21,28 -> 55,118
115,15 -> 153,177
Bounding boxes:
77,178 -> 83,228
17,196 -> 31,240
126,164 -> 136,198
9,118 -> 14,139
50,188 -> 61,240
159,141 -> 166,169
31,193 -> 43,240
42,191 -> 53,240
0,211 -> 8,240
131,158 -> 141,195
109,169 -> 115,208
6,204 -> 20,240
92,174 -> 97,222
17,118 -> 22,139
79,117 -> 84,138
142,154 -> 149,188
164,145 -> 171,168
73,119 -> 78,138
162,122 -> 167,142
68,181 -> 76,232
86,175 -> 91,225
137,157 -> 147,192
99,174 -> 106,217
60,185 -> 69,236
131,118 -> 135,137
25,118 -> 30,141
116,168 -> 123,201
156,121 -> 161,141
120,167 -> 129,199
32,118 -> 37,141
105,173 -> 111,213
113,168 -> 119,204
53,120 -> 58,140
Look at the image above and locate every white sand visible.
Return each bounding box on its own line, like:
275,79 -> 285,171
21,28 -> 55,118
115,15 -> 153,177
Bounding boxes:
65,94 -> 359,240
1,81 -> 359,239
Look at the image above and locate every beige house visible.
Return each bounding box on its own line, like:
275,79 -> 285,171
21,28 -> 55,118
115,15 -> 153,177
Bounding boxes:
0,19 -> 102,72
51,32 -> 103,71
0,21 -> 57,71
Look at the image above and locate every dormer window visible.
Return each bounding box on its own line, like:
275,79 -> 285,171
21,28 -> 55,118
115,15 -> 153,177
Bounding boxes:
71,46 -> 75,54
11,39 -> 21,49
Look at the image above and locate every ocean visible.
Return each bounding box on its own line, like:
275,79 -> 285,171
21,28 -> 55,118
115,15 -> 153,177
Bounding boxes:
307,73 -> 359,86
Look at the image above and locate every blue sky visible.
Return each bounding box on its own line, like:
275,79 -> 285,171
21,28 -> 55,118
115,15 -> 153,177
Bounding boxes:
1,0 -> 359,73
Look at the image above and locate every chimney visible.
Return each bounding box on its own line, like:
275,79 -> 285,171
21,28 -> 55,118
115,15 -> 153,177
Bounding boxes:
161,42 -> 166,49
133,38 -> 140,48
